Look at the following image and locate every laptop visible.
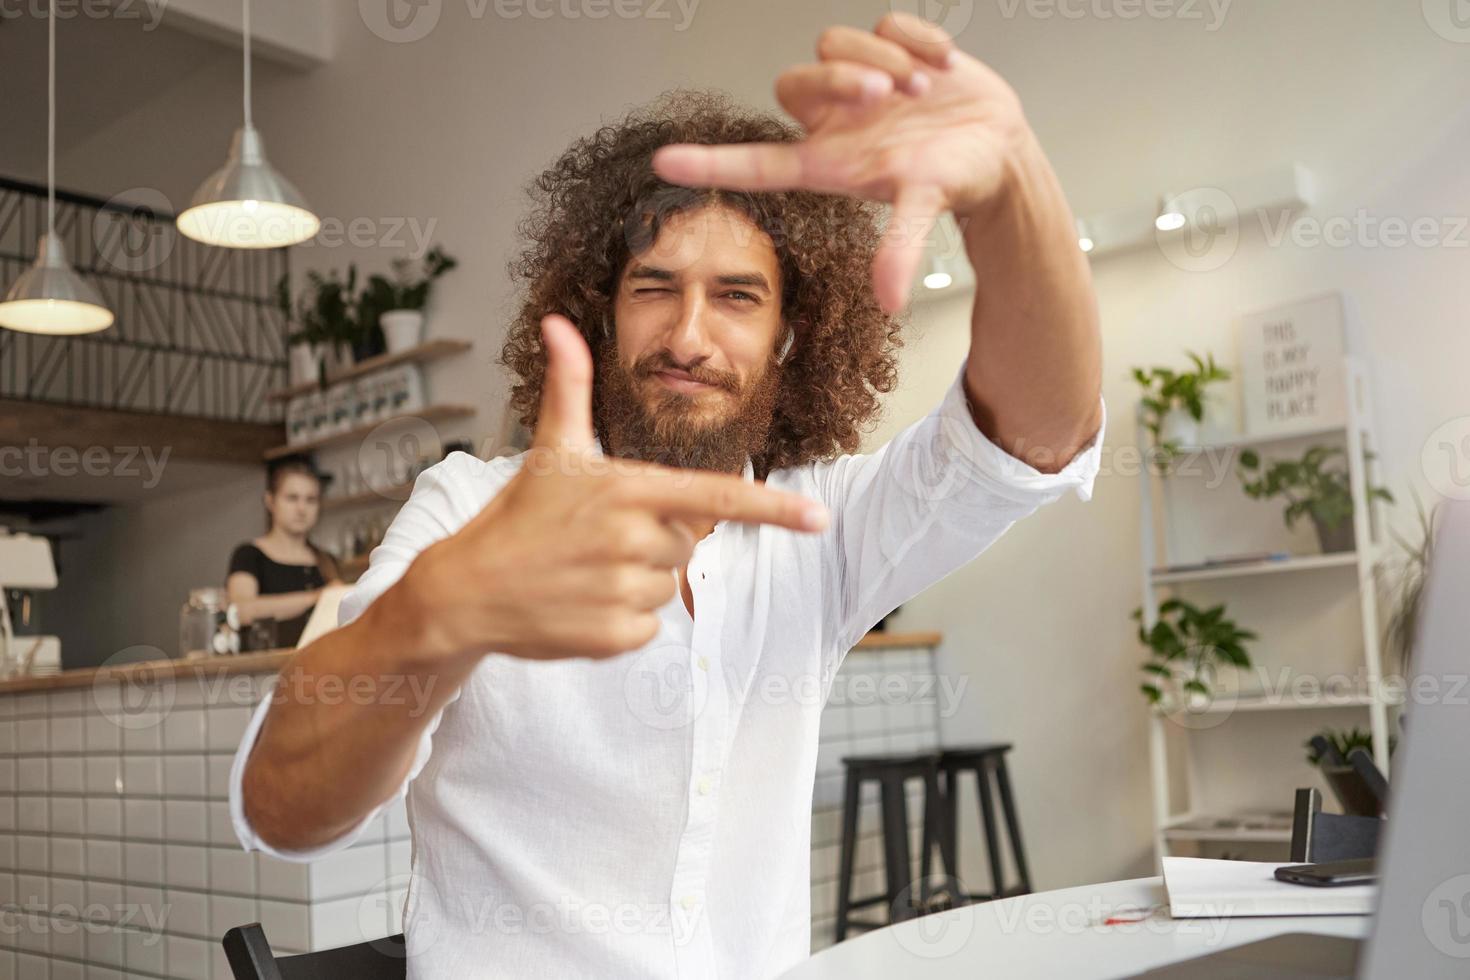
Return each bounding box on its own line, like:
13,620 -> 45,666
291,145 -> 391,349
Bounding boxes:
1133,500 -> 1470,979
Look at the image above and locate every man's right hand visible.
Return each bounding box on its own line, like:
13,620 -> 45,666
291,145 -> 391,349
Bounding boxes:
392,314 -> 830,663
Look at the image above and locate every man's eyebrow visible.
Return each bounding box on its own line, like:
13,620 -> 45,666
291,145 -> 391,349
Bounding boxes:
625,264 -> 773,293
714,272 -> 772,292
625,264 -> 676,281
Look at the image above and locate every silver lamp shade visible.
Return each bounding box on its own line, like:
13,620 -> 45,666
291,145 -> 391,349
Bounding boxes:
0,233 -> 114,335
176,125 -> 321,249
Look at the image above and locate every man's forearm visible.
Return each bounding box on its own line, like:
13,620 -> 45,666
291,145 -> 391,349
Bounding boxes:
240,575 -> 477,852
959,125 -> 1104,474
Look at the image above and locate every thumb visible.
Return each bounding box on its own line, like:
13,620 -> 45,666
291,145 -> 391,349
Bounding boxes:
531,313 -> 597,453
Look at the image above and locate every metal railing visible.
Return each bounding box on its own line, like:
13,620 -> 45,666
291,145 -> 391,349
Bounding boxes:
0,176 -> 289,424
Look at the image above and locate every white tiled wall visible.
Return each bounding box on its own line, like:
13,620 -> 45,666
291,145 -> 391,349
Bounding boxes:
0,673 -> 410,980
0,642 -> 938,977
810,643 -> 941,952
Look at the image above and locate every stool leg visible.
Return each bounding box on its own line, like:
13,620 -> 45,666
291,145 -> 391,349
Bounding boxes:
920,776 -> 935,902
922,768 -> 957,906
943,768 -> 960,888
994,757 -> 1032,894
974,762 -> 1006,901
879,775 -> 915,923
835,773 -> 861,941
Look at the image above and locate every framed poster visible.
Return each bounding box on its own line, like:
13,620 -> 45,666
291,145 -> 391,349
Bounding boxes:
1237,292 -> 1349,437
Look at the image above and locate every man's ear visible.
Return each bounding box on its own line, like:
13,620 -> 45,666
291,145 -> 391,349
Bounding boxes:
776,323 -> 797,364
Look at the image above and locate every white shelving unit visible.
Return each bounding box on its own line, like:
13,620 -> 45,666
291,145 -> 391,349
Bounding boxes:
1138,356 -> 1394,865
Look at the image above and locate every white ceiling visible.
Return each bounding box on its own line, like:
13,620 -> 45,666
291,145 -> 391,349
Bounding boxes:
0,3 -> 321,184
0,1 -> 1466,251
2,2 -> 1470,221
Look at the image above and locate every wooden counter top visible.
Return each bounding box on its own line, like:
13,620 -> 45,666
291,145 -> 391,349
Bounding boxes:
0,630 -> 943,695
0,648 -> 299,694
851,629 -> 942,650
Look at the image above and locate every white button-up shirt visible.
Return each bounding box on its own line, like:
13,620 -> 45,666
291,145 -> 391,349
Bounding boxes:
230,368 -> 1103,979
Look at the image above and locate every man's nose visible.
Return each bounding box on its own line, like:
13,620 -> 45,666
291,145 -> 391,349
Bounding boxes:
663,289 -> 714,366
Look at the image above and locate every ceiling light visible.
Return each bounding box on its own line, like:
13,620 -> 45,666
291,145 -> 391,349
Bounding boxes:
0,1 -> 114,334
1076,218 -> 1095,254
1155,192 -> 1187,232
177,0 -> 320,248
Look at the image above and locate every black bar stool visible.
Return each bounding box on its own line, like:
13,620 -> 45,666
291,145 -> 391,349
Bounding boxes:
926,743 -> 1032,902
834,752 -> 956,941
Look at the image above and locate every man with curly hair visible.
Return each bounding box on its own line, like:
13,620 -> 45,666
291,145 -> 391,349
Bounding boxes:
233,13 -> 1104,978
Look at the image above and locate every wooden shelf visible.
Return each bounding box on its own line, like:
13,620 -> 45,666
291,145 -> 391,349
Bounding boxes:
1150,551 -> 1361,585
267,339 -> 473,402
321,483 -> 415,512
263,404 -> 475,459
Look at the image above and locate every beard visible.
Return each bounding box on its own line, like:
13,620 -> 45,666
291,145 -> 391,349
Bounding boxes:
594,343 -> 782,474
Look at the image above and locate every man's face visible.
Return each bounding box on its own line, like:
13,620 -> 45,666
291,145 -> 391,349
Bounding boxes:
595,204 -> 786,473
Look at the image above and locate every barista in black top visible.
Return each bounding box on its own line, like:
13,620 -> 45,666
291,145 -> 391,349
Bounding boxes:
227,456 -> 341,648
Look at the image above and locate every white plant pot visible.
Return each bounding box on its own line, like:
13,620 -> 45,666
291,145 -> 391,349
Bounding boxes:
289,343 -> 322,387
1159,407 -> 1201,448
322,341 -> 353,374
1196,388 -> 1235,444
381,310 -> 425,354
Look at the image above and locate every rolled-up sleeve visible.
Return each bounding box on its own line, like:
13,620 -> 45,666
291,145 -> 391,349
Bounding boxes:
228,453 -> 496,860
816,365 -> 1104,653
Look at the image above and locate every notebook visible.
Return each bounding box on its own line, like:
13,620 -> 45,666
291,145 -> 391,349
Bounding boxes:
295,583 -> 353,648
1162,856 -> 1376,918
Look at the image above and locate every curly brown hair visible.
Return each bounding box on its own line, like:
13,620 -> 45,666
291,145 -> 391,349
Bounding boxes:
500,90 -> 904,475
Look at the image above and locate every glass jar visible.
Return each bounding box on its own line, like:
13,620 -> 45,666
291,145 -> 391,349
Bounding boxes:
179,587 -> 239,659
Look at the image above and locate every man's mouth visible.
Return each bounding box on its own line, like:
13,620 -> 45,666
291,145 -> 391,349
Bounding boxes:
652,369 -> 721,395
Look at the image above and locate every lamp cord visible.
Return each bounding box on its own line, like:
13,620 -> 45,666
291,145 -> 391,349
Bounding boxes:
243,0 -> 253,129
47,0 -> 55,236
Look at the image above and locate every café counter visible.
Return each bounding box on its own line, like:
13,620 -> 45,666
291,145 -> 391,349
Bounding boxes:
0,629 -> 944,977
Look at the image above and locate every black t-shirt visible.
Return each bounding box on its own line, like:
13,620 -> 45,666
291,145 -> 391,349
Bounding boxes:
227,543 -> 327,648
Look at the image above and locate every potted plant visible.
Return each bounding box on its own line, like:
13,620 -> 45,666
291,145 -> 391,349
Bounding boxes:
359,246 -> 458,355
1377,489 -> 1437,673
1134,598 -> 1255,711
1237,445 -> 1393,554
1305,725 -> 1396,817
280,266 -> 364,380
1132,351 -> 1232,459
1304,726 -> 1394,767
277,275 -> 321,387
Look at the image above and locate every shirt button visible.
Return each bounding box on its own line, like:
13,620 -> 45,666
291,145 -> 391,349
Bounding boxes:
680,895 -> 699,911
697,656 -> 709,671
697,776 -> 712,795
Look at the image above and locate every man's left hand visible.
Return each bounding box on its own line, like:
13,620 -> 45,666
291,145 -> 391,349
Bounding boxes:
653,12 -> 1030,313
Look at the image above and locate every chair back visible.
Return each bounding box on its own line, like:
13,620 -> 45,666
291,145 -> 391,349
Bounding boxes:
222,923 -> 407,980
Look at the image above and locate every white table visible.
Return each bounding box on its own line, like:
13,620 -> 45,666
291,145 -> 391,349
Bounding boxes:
783,877 -> 1370,979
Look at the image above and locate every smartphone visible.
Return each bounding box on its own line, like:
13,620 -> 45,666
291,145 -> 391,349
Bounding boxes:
1275,858 -> 1378,887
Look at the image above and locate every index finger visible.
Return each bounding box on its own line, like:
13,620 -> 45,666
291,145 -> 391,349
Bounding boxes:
617,469 -> 830,532
653,143 -> 844,195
